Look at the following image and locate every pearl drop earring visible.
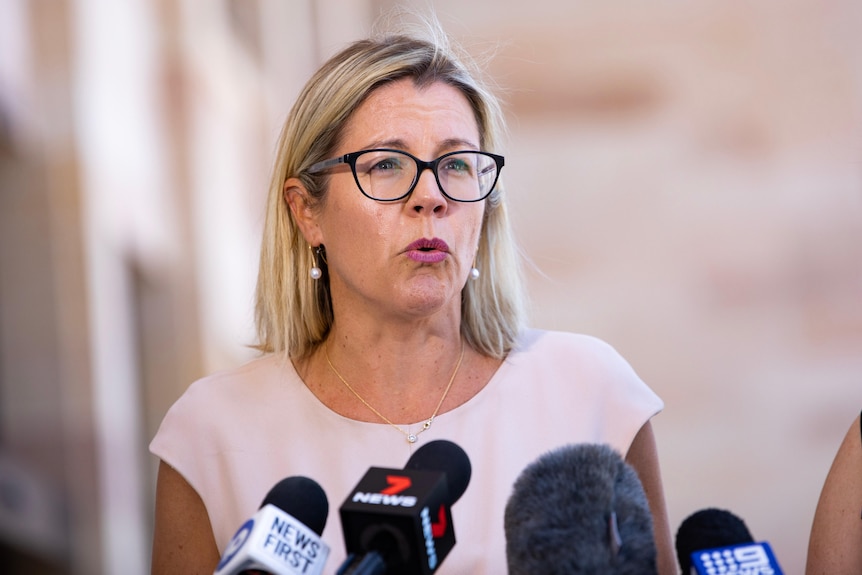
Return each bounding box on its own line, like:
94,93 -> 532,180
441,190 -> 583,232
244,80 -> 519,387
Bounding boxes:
470,259 -> 480,280
310,245 -> 323,280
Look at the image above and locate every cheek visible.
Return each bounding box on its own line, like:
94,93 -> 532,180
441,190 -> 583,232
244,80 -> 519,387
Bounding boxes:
319,200 -> 397,255
465,208 -> 486,247
357,206 -> 401,251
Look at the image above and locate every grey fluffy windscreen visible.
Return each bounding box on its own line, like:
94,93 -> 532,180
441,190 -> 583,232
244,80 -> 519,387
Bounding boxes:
504,443 -> 657,575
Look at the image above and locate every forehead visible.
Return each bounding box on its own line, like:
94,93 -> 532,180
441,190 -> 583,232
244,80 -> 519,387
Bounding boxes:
340,78 -> 481,150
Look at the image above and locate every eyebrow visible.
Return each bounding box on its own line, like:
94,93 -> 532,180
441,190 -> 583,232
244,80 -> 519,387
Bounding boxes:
364,137 -> 480,154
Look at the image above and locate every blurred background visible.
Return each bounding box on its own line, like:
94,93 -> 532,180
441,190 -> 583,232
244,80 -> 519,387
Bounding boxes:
1,0 -> 860,573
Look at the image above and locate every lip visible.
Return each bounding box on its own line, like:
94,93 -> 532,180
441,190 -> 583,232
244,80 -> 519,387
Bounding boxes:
405,237 -> 449,264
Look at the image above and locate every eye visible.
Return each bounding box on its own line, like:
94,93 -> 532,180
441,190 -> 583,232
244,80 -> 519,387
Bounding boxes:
368,155 -> 405,174
440,156 -> 473,176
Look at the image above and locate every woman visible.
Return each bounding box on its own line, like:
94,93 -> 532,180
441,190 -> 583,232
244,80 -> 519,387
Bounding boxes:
806,410 -> 862,574
150,18 -> 676,574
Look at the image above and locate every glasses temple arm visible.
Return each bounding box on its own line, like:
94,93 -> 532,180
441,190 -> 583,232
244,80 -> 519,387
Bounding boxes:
307,155 -> 348,174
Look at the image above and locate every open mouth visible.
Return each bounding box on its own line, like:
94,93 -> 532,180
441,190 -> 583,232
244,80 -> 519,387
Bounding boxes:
408,238 -> 449,253
406,238 -> 449,263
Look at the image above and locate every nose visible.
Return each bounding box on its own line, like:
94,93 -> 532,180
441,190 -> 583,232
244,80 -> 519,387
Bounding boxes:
408,166 -> 449,215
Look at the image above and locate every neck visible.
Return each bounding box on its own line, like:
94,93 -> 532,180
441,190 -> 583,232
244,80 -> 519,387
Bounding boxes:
325,277 -> 465,367
328,329 -> 462,389
328,307 -> 462,372
294,324 -> 465,425
293,322 -> 501,431
324,338 -> 465,443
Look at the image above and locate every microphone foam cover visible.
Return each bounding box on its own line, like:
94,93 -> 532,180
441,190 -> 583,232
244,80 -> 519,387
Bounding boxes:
260,476 -> 329,535
505,443 -> 657,575
404,439 -> 473,506
675,507 -> 754,574
404,439 -> 472,505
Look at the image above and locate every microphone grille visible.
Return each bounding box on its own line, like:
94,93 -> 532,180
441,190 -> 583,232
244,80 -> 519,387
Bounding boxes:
675,507 -> 754,574
404,439 -> 472,504
260,476 -> 329,535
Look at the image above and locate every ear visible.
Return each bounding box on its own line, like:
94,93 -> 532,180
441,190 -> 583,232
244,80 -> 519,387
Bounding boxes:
284,177 -> 324,246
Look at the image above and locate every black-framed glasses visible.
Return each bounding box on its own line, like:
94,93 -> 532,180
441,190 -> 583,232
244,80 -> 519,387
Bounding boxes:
306,148 -> 505,202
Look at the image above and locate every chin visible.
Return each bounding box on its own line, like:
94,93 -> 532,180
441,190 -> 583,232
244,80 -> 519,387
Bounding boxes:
399,281 -> 455,316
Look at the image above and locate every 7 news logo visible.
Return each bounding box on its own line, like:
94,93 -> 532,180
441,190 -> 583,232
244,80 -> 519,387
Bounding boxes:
351,474 -> 419,507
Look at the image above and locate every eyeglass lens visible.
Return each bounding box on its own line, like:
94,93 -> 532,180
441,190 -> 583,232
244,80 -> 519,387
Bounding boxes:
352,150 -> 498,201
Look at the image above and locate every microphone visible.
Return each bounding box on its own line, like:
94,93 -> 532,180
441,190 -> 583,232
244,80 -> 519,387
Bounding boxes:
337,439 -> 472,575
214,476 -> 330,575
504,443 -> 657,575
675,508 -> 784,575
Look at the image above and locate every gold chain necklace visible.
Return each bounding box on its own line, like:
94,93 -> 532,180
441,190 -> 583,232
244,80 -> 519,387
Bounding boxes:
324,340 -> 465,444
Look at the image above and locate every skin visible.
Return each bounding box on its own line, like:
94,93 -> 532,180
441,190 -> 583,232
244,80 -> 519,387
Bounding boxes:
151,78 -> 677,574
806,412 -> 862,575
626,420 -> 677,575
151,461 -> 220,574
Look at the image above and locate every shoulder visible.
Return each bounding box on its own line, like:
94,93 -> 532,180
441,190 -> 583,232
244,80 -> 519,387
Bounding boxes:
806,411 -> 862,573
178,353 -> 290,408
470,328 -> 663,461
502,328 -> 663,418
510,328 -> 636,374
515,328 -> 624,353
150,353 -> 296,449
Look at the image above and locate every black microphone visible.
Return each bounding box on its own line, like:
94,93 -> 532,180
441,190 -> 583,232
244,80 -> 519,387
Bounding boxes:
214,476 -> 330,575
337,439 -> 472,575
675,508 -> 784,574
675,508 -> 753,574
504,443 -> 657,575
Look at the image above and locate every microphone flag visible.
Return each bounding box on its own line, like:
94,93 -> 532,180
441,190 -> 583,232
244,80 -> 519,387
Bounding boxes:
215,505 -> 330,575
689,541 -> 784,575
339,466 -> 455,575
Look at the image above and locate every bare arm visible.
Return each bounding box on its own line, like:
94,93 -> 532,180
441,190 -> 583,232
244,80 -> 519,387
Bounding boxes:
626,420 -> 678,575
806,412 -> 862,575
151,460 -> 221,574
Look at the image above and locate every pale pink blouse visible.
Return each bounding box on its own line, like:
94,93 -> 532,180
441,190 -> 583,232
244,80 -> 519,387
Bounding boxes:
150,329 -> 663,574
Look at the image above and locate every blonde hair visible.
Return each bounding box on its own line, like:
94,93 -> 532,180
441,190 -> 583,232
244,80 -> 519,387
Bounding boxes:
255,16 -> 526,360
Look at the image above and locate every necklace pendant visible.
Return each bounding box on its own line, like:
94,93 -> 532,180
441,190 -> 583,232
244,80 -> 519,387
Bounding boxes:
407,434 -> 418,443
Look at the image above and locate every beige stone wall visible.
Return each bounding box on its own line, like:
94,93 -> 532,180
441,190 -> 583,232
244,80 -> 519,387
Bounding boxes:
427,1 -> 862,571
1,0 -> 859,572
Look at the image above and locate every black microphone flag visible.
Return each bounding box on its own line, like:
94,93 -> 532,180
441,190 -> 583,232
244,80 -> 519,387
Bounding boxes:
337,439 -> 472,575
